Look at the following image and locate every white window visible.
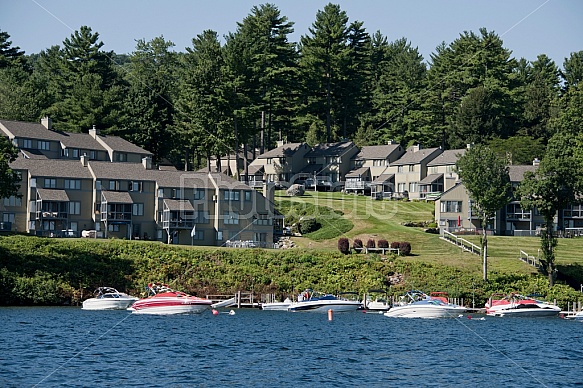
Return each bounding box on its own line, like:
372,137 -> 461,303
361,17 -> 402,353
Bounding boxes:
3,213 -> 15,223
44,178 -> 56,188
223,212 -> 239,225
95,180 -> 102,190
130,181 -> 142,192
194,189 -> 205,200
23,139 -> 32,148
408,165 -> 415,172
397,183 -> 406,192
223,190 -> 240,201
65,179 -> 81,190
38,141 -> 50,150
30,178 -> 36,188
3,196 -> 22,207
158,188 -> 164,198
132,203 -> 144,216
397,166 -> 403,173
109,181 -> 120,190
429,166 -> 438,174
409,182 -> 417,193
72,149 -> 79,158
441,201 -> 463,213
69,201 -> 81,215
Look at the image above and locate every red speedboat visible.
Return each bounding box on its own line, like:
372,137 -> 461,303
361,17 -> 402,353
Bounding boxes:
485,293 -> 560,317
129,283 -> 212,315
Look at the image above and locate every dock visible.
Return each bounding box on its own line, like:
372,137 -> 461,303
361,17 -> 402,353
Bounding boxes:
206,291 -> 261,308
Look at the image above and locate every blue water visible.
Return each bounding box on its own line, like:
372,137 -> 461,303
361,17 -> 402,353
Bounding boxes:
0,307 -> 581,387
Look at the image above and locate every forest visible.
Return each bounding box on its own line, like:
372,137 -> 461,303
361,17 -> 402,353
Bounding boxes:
0,3 -> 582,170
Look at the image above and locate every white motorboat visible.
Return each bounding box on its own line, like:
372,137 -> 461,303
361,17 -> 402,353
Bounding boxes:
383,290 -> 466,318
129,283 -> 212,315
363,289 -> 390,311
82,287 -> 138,310
485,293 -> 561,317
574,311 -> 583,322
287,290 -> 362,312
261,297 -> 294,311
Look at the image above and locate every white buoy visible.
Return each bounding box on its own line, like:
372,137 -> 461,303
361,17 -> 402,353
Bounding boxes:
228,310 -> 236,315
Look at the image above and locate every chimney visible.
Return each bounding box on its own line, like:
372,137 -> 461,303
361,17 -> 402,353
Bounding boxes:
387,140 -> 394,145
466,143 -> 473,149
533,158 -> 540,167
89,125 -> 100,139
80,153 -> 88,167
41,116 -> 52,130
276,140 -> 284,147
142,156 -> 152,170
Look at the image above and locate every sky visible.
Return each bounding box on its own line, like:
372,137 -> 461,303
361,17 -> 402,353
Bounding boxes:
1,0 -> 582,67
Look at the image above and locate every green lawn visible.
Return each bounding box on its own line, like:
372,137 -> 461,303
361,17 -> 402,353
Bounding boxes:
274,191 -> 583,274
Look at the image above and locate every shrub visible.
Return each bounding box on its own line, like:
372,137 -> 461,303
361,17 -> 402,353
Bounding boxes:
366,239 -> 376,249
299,217 -> 319,234
378,239 -> 389,248
399,242 -> 412,256
390,241 -> 400,249
353,239 -> 363,250
337,238 -> 350,254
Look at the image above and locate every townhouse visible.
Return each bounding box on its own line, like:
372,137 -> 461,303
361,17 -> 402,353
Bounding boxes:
344,143 -> 405,196
1,118 -> 276,246
384,145 -> 443,200
304,141 -> 359,191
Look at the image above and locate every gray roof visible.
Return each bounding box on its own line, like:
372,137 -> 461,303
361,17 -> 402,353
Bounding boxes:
163,199 -> 195,211
89,161 -> 156,181
36,188 -> 70,201
419,173 -> 443,184
372,173 -> 395,184
0,120 -> 63,141
354,144 -> 402,160
508,165 -> 537,182
20,149 -> 50,159
97,134 -> 152,155
427,149 -> 466,166
57,131 -> 106,151
11,156 -> 93,179
346,167 -> 370,178
257,143 -> 306,159
102,190 -> 134,204
245,165 -> 264,175
305,141 -> 355,157
391,147 -> 442,166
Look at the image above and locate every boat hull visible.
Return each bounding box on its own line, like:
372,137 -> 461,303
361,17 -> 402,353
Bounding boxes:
486,306 -> 561,317
130,301 -> 211,315
82,298 -> 137,310
288,300 -> 361,312
261,302 -> 293,311
384,305 -> 466,318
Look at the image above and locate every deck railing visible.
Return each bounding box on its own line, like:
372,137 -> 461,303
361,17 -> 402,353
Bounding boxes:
441,230 -> 481,255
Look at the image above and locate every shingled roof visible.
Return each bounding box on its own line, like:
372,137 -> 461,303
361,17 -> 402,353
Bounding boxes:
508,165 -> 536,182
354,144 -> 403,160
305,141 -> 355,157
256,143 -> 306,159
11,156 -> 93,179
391,147 -> 442,166
427,149 -> 466,166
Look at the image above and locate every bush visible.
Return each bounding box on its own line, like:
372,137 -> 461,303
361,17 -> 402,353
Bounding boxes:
390,241 -> 400,249
337,238 -> 350,254
378,239 -> 389,248
353,239 -> 363,250
366,239 -> 376,249
399,242 -> 412,256
299,217 -> 319,234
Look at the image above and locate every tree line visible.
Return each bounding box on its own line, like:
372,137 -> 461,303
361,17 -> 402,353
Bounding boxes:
0,3 -> 582,170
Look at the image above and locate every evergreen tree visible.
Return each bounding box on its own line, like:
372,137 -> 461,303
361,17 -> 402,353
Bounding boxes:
120,36 -> 178,163
0,30 -> 24,68
561,51 -> 583,91
175,30 -> 234,171
0,136 -> 20,199
45,26 -> 125,133
424,28 -> 517,148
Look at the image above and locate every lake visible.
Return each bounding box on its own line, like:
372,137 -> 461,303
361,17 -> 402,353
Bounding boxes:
0,307 -> 581,387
